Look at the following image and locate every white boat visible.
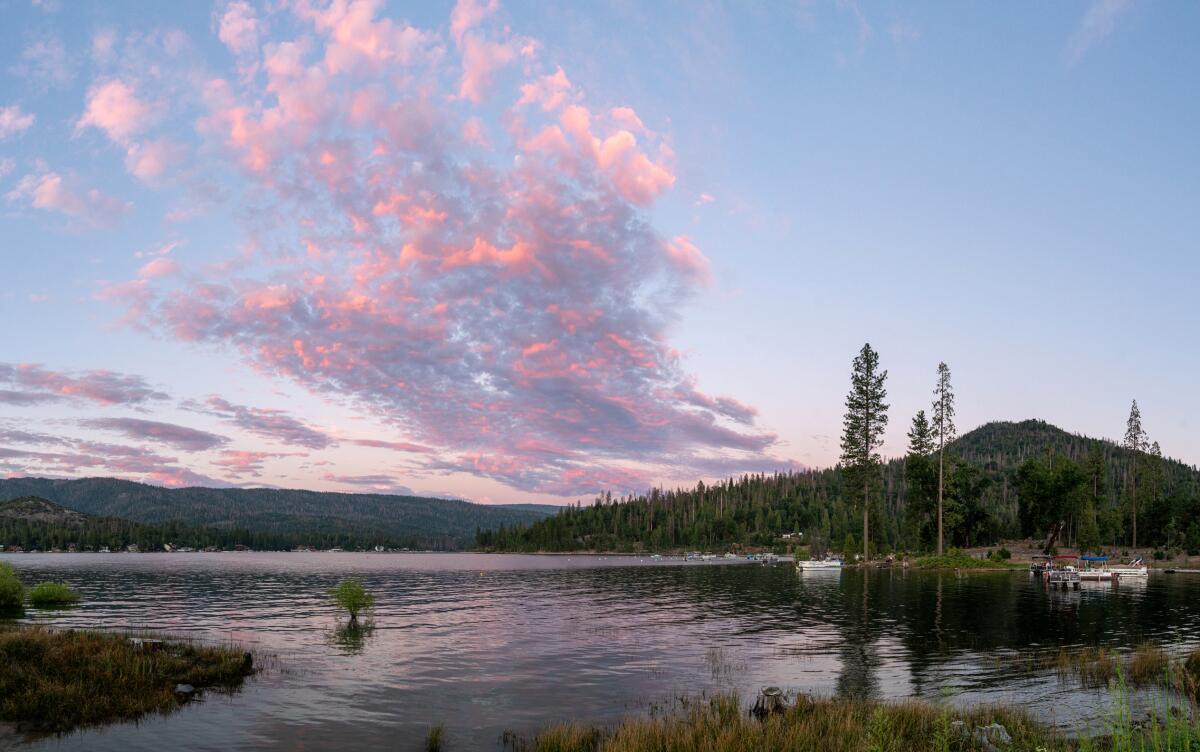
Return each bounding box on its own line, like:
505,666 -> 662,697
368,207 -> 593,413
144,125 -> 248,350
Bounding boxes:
1110,557 -> 1149,578
1079,556 -> 1113,580
797,558 -> 843,570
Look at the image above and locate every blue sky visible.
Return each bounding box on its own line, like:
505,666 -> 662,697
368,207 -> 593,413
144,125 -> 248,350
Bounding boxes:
1,0 -> 1196,503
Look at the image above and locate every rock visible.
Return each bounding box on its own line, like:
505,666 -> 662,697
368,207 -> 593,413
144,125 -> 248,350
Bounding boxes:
972,722 -> 1012,751
173,684 -> 195,698
751,686 -> 787,719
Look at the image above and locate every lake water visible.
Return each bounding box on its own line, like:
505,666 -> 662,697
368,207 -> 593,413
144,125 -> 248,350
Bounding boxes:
2,553 -> 1199,750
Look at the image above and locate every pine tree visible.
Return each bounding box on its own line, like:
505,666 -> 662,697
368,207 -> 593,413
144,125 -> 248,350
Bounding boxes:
905,410 -> 937,549
907,410 -> 935,455
1123,400 -> 1146,548
840,343 -> 889,562
931,362 -> 956,554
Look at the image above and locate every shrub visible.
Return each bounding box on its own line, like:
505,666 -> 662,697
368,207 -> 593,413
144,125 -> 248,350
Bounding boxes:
28,582 -> 81,607
995,547 -> 1012,560
0,563 -> 23,610
425,724 -> 445,752
330,579 -> 375,622
1153,550 -> 1166,561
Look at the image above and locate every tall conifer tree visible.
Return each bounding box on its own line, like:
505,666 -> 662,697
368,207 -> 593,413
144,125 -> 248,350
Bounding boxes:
841,343 -> 889,561
1123,399 -> 1146,549
931,362 -> 956,554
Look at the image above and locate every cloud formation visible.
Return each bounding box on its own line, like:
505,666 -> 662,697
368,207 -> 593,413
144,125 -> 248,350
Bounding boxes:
106,0 -> 793,496
5,170 -> 131,226
0,362 -> 168,406
197,396 -> 333,450
81,417 -> 229,451
1067,0 -> 1134,65
0,105 -> 35,139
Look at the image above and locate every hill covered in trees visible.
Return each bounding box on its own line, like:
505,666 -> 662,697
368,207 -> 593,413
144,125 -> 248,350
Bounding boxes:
476,420 -> 1200,554
0,478 -> 552,550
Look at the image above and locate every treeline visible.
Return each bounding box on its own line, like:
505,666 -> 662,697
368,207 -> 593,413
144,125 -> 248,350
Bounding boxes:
478,345 -> 1200,555
477,423 -> 1200,555
0,515 -> 430,552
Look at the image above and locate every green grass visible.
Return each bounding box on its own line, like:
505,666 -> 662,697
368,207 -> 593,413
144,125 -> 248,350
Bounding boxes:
911,549 -> 1024,570
503,695 -> 1062,752
501,678 -> 1200,752
0,625 -> 255,733
426,723 -> 446,752
27,581 -> 81,607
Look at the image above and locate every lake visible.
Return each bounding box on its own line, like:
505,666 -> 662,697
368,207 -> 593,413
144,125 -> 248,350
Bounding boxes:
2,553 -> 1198,750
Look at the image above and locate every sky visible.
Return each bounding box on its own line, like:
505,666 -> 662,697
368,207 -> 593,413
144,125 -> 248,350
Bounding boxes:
0,0 -> 1196,504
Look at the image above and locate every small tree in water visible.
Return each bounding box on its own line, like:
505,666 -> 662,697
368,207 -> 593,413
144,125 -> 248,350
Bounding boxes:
330,579 -> 375,623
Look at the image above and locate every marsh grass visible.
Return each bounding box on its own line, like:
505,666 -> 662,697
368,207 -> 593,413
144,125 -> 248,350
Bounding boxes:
1053,643 -> 1195,698
27,581 -> 81,607
507,694 -> 1064,752
0,625 -> 254,733
425,723 -> 445,752
704,646 -> 746,680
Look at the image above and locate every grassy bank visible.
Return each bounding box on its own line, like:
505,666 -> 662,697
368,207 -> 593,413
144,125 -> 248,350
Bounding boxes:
494,690 -> 1200,752
0,625 -> 255,733
911,550 -> 1025,570
501,694 -> 1060,752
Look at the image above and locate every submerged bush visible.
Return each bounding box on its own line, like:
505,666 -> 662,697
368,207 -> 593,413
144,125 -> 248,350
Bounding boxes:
0,563 -> 23,610
330,579 -> 375,622
28,581 -> 81,607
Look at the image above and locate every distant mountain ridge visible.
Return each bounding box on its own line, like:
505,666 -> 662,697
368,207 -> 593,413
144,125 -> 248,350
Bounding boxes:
0,477 -> 553,550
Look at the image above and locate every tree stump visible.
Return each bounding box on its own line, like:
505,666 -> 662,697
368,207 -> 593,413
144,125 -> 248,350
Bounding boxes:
751,686 -> 786,719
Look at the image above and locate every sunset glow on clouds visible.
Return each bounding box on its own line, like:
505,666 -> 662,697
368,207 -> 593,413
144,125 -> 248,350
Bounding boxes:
3,0 -> 1197,501
0,0 -> 791,498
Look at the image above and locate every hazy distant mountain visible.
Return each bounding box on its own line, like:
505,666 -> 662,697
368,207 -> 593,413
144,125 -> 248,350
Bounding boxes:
497,503 -> 564,515
0,477 -> 553,550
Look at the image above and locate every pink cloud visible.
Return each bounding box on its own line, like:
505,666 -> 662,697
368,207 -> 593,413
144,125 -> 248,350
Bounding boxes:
0,104 -> 35,140
6,170 -> 131,226
351,438 -> 434,454
76,79 -> 154,144
0,362 -> 168,406
516,67 -> 572,112
0,428 -> 233,488
137,257 -> 181,279
119,0 -> 789,496
197,396 -> 333,450
125,138 -> 186,182
458,35 -> 516,103
212,449 -> 299,478
217,1 -> 261,58
82,417 -> 229,451
450,0 -> 498,46
663,235 -> 712,286
295,0 -> 441,73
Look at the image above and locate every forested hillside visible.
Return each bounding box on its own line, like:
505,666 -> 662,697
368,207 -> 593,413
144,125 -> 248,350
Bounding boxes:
0,478 -> 551,550
0,495 -> 366,552
476,420 -> 1200,554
